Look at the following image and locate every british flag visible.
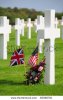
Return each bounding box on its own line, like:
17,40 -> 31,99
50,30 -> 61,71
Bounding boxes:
28,46 -> 38,67
10,48 -> 24,66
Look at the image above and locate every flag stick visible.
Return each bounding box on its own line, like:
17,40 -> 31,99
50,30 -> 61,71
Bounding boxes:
37,45 -> 39,65
23,61 -> 27,74
37,52 -> 39,64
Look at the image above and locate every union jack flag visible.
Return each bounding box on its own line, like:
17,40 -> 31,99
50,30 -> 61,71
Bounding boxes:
28,46 -> 38,67
10,48 -> 24,66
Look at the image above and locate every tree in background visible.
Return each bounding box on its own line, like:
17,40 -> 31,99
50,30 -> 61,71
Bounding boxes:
0,7 -> 63,25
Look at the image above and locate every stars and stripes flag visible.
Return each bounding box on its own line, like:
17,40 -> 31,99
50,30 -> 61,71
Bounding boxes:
28,46 -> 38,67
10,48 -> 24,66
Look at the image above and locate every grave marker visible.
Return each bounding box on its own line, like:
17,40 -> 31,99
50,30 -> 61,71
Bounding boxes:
37,10 -> 60,84
34,18 -> 37,32
6,19 -> 11,42
61,16 -> 63,25
37,15 -> 44,53
37,15 -> 44,31
27,18 -> 33,39
61,16 -> 63,39
21,19 -> 25,36
55,17 -> 58,28
14,18 -> 22,46
0,16 -> 11,59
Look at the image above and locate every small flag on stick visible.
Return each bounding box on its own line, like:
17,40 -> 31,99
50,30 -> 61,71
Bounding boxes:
28,46 -> 38,67
10,48 -> 24,66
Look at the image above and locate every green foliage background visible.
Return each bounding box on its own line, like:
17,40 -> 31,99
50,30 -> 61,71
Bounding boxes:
0,7 -> 63,24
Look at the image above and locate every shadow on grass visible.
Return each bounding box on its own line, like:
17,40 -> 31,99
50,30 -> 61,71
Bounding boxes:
0,80 -> 43,86
0,80 -> 25,86
55,65 -> 63,68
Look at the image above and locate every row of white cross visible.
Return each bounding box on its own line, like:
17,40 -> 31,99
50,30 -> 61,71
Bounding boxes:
0,9 -> 63,85
15,18 -> 34,46
14,18 -> 26,46
15,14 -> 59,52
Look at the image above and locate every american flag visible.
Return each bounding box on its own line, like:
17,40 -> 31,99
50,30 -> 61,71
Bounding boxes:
28,46 -> 38,67
10,48 -> 24,66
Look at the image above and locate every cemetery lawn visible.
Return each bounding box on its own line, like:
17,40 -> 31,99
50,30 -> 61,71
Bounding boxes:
0,27 -> 63,96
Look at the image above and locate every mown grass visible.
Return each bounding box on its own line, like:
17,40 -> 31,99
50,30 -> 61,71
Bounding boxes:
0,26 -> 63,96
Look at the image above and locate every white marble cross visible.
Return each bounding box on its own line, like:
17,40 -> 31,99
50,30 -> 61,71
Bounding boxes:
55,17 -> 58,28
27,18 -> 33,39
37,15 -> 44,30
6,19 -> 11,42
34,18 -> 37,33
37,15 -> 44,53
61,16 -> 63,39
21,19 -> 26,36
61,16 -> 63,25
37,10 -> 60,85
0,16 -> 11,59
14,18 -> 22,46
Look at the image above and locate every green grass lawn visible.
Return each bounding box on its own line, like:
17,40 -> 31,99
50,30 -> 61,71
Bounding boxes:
0,27 -> 63,96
